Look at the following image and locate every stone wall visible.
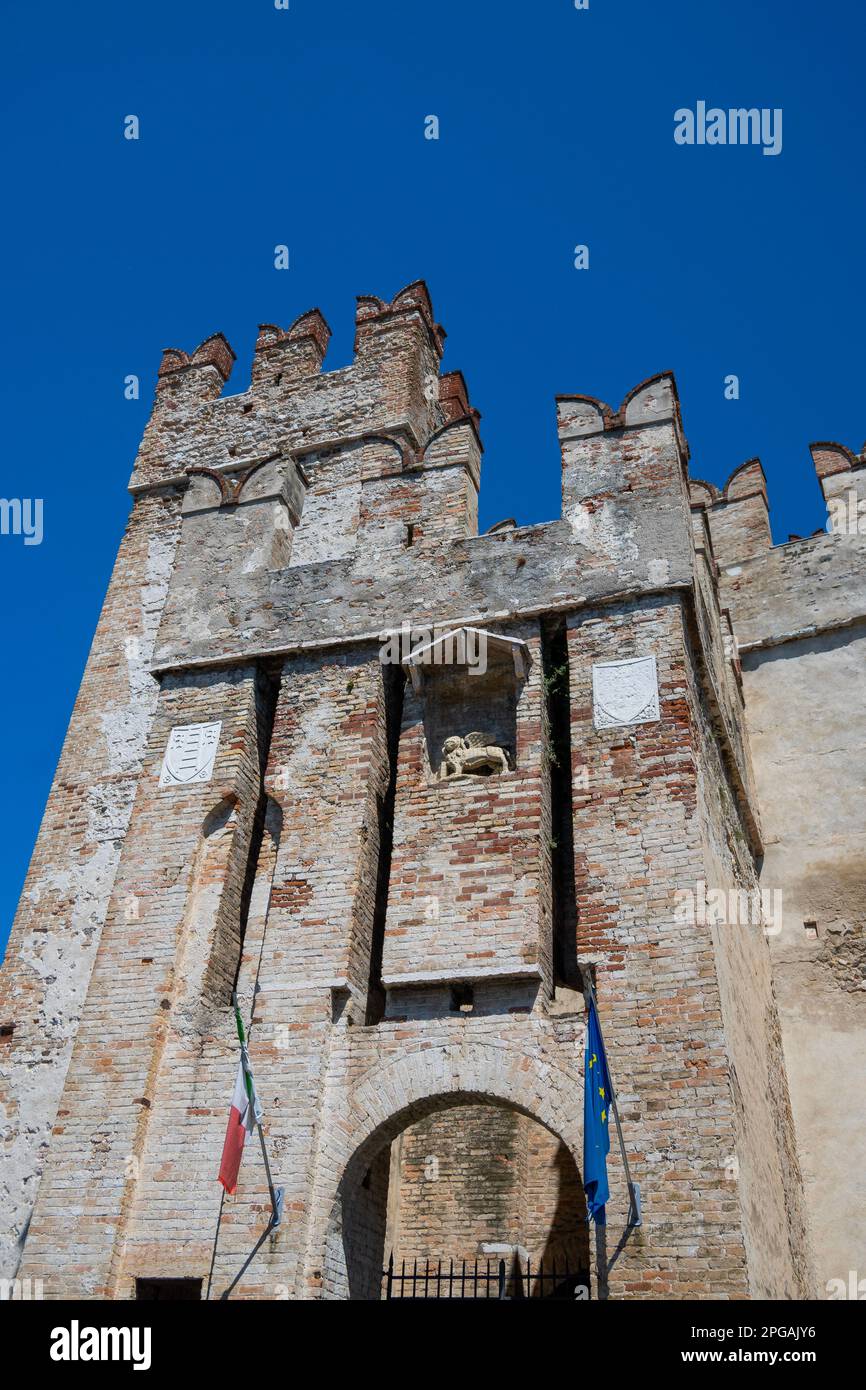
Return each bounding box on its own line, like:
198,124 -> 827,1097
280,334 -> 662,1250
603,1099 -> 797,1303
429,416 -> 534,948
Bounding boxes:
0,488 -> 182,1279
16,667 -> 268,1296
692,447 -> 866,1294
740,624 -> 866,1293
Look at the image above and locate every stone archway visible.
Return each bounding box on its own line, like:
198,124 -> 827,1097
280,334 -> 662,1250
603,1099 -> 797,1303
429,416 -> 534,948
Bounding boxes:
307,1040 -> 586,1299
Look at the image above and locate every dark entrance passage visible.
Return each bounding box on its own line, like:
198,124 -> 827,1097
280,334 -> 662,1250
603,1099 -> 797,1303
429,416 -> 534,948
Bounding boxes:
335,1096 -> 590,1299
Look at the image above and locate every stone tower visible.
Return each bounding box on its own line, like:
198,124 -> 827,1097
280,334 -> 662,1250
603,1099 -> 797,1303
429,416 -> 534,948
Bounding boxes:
2,280 -> 860,1300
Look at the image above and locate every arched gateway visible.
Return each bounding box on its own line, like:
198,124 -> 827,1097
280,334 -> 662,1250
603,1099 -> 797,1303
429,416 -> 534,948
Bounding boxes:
308,1043 -> 589,1300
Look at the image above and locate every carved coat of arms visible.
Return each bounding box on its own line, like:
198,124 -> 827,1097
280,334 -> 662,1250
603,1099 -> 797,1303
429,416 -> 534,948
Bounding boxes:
592,657 -> 660,730
159,722 -> 222,788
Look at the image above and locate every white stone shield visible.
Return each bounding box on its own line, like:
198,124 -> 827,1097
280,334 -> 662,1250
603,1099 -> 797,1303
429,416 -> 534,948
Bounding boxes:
592,656 -> 660,730
159,721 -> 223,788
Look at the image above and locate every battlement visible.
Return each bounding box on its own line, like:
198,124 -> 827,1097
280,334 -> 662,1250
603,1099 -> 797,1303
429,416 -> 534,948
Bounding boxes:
131,281 -> 459,493
354,278 -> 447,358
556,374 -> 688,519
555,370 -> 686,444
156,332 -> 237,400
810,439 -> 864,481
687,441 -> 866,653
689,459 -> 771,566
251,309 -> 332,387
690,439 -> 866,571
810,440 -> 866,534
144,354 -> 701,675
121,277 -> 863,688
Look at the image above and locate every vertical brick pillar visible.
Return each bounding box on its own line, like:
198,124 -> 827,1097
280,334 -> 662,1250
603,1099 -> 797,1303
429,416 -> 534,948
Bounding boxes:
0,488 -> 183,1280
18,666 -> 265,1297
567,596 -> 750,1299
204,647 -> 396,1298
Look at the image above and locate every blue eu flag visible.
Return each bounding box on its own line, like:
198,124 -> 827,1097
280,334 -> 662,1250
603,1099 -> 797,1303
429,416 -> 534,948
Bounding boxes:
583,995 -> 613,1225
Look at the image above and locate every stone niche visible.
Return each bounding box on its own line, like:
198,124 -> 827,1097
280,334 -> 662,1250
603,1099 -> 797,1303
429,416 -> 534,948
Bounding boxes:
383,626 -> 552,991
405,627 -> 528,783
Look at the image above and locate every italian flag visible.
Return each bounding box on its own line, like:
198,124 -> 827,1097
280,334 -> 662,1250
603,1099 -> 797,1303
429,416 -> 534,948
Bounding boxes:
218,998 -> 262,1195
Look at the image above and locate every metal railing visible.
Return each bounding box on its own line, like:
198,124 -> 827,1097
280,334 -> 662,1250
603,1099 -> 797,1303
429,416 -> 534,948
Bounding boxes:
382,1253 -> 586,1300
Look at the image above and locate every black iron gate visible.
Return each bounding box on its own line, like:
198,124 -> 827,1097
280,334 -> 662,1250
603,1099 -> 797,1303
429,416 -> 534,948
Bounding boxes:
382,1253 -> 587,1300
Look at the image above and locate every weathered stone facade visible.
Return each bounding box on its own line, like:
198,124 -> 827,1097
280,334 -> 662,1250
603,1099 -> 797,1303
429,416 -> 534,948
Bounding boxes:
1,279 -> 860,1299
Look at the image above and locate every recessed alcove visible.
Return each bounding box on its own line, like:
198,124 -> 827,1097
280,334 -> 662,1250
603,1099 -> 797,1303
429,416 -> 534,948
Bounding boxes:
401,627 -> 529,782
383,623 -> 549,993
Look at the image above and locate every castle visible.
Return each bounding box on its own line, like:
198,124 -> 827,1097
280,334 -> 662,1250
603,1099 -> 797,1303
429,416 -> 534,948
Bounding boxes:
1,281 -> 863,1299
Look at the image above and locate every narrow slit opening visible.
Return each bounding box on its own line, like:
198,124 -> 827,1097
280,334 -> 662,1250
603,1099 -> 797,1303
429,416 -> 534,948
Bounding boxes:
231,664 -> 281,996
541,616 -> 580,990
365,663 -> 406,1024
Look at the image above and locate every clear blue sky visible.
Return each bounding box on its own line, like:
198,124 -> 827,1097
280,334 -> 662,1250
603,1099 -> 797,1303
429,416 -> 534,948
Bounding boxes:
1,0 -> 864,952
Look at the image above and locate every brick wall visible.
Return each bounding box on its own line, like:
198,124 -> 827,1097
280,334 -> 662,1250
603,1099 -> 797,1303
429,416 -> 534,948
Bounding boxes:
385,1102 -> 588,1287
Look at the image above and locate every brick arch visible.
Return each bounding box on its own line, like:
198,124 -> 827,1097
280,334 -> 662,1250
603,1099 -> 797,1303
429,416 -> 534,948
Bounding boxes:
309,1040 -> 585,1299
347,1041 -> 583,1159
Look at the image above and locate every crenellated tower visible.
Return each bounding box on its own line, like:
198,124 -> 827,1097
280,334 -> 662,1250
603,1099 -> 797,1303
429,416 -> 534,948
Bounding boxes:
5,280 -> 858,1301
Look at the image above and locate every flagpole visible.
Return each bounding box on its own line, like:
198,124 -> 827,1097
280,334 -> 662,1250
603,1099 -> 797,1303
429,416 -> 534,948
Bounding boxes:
232,991 -> 284,1230
584,974 -> 641,1228
255,1118 -> 283,1230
